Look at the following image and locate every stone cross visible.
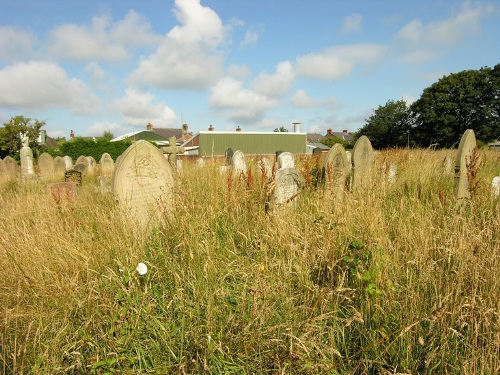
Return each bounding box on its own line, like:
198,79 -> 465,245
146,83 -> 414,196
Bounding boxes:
160,137 -> 185,171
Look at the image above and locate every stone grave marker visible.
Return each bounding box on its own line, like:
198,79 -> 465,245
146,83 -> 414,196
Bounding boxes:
266,168 -> 303,211
258,158 -> 273,181
20,135 -> 35,178
322,143 -> 349,201
112,140 -> 175,228
225,148 -> 234,165
3,156 -> 18,180
492,177 -> 500,198
196,158 -> 205,168
53,156 -> 67,179
63,156 -> 73,170
351,135 -> 374,192
278,152 -> 295,169
0,158 -> 4,180
75,155 -> 90,175
87,156 -> 96,174
454,129 -> 476,202
47,182 -> 77,205
65,169 -> 82,186
442,154 -> 453,175
100,153 -> 115,176
312,147 -> 322,155
231,150 -> 248,177
159,137 -> 185,172
38,152 -> 55,179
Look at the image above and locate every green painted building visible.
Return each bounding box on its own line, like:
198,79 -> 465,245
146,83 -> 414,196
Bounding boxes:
198,131 -> 307,156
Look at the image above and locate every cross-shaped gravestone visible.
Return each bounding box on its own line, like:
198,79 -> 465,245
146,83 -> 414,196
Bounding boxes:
160,137 -> 185,171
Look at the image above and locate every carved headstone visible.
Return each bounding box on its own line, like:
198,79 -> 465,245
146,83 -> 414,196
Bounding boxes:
65,170 -> 82,186
112,140 -> 175,228
267,168 -> 303,211
278,152 -> 295,169
47,182 -> 77,205
38,153 -> 55,179
454,129 -> 476,202
99,153 -> 115,176
231,150 -> 248,176
86,156 -> 96,174
75,156 -> 90,175
53,156 -> 67,179
20,144 -> 35,178
442,154 -> 453,175
258,158 -> 273,181
3,156 -> 18,180
63,156 -> 73,170
312,147 -> 322,155
322,144 -> 349,200
351,136 -> 374,192
225,148 -> 234,165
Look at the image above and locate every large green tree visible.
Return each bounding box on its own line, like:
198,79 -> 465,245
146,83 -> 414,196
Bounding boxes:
0,116 -> 45,158
355,99 -> 413,149
411,65 -> 500,147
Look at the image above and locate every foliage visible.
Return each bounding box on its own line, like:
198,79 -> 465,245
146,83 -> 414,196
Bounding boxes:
355,99 -> 413,149
45,137 -> 132,160
411,65 -> 500,148
321,135 -> 349,148
102,130 -> 114,141
274,126 -> 288,132
0,116 -> 46,158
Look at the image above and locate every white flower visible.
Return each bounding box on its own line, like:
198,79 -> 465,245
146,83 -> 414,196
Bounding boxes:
136,262 -> 148,276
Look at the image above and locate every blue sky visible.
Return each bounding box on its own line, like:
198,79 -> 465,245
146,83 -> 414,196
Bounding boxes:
0,0 -> 499,139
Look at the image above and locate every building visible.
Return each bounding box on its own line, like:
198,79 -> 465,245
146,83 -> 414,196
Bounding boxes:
111,123 -> 192,146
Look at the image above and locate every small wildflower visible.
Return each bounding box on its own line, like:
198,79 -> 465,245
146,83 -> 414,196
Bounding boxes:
260,264 -> 265,271
136,262 -> 148,275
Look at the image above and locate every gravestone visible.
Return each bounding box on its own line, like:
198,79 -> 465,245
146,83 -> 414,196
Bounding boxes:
266,168 -> 303,211
381,162 -> 397,185
492,176 -> 500,198
63,156 -> 73,170
20,135 -> 35,178
112,140 -> 175,228
322,144 -> 349,200
0,159 -> 4,180
75,156 -> 90,175
442,154 -> 453,175
100,153 -> 115,176
231,150 -> 248,176
47,182 -> 77,205
65,170 -> 82,186
312,147 -> 322,155
160,137 -> 185,172
454,129 -> 476,202
86,156 -> 96,174
351,135 -> 374,192
278,152 -> 295,169
225,148 -> 234,165
53,156 -> 67,179
258,158 -> 273,181
346,151 -> 352,167
38,152 -> 55,179
3,156 -> 18,180
196,158 -> 205,168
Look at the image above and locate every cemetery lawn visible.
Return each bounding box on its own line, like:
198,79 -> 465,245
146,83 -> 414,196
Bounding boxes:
1,148 -> 499,374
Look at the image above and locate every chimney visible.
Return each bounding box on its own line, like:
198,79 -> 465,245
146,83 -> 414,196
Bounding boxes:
208,125 -> 214,131
182,123 -> 188,135
236,126 -> 241,132
343,129 -> 349,134
70,130 -> 75,140
327,128 -> 333,136
293,122 -> 301,133
147,123 -> 153,131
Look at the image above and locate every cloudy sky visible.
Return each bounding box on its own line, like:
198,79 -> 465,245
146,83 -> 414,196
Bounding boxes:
0,0 -> 499,139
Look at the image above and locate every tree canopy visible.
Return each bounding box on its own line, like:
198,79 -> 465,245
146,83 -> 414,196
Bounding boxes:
0,116 -> 45,158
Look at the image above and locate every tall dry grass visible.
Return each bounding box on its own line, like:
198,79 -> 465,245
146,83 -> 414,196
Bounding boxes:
0,148 -> 499,374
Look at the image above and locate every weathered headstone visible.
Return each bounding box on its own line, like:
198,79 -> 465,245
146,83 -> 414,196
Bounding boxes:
267,168 -> 303,211
63,156 -> 73,170
454,129 -> 476,202
381,162 -> 397,185
74,156 -> 90,176
278,152 -> 295,169
86,156 -> 96,174
322,144 -> 349,200
38,152 -> 55,179
231,150 -> 248,176
47,182 -> 77,205
258,158 -> 273,181
0,158 -> 5,180
20,135 -> 35,178
492,176 -> 500,198
54,156 -> 67,179
351,135 -> 374,192
65,170 -> 82,186
100,153 -> 115,176
312,147 -> 322,155
112,140 -> 175,228
225,148 -> 234,165
442,154 -> 453,175
196,158 -> 205,168
3,156 -> 18,180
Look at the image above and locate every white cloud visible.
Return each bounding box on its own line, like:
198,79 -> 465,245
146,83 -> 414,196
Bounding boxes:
401,93 -> 417,105
292,90 -> 315,108
209,77 -> 276,123
0,27 -> 36,62
241,28 -> 260,47
0,61 -> 100,115
47,10 -> 159,62
342,13 -> 363,34
295,44 -> 386,81
252,61 -> 295,98
130,0 -> 225,90
112,87 -> 178,127
84,62 -> 105,84
227,64 -> 250,79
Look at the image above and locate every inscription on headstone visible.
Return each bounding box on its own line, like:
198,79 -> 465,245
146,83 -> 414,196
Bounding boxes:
278,152 -> 295,169
322,144 -> 349,201
267,168 -> 303,211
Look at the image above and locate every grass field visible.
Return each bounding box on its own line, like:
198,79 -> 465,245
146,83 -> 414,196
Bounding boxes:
1,148 -> 499,374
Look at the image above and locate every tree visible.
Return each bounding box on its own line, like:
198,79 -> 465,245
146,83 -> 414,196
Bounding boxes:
411,66 -> 500,147
274,126 -> 288,132
355,99 -> 413,149
0,116 -> 45,158
102,130 -> 114,141
321,136 -> 348,148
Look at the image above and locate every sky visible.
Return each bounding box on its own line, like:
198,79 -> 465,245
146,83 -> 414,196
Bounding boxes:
0,0 -> 499,139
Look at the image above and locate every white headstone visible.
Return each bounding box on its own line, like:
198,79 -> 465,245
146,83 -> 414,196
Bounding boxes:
53,156 -> 66,180
3,156 -> 18,180
491,176 -> 500,198
277,152 -> 295,169
20,145 -> 35,178
267,168 -> 303,211
38,153 -> 55,179
231,150 -> 248,176
99,153 -> 115,176
63,156 -> 73,170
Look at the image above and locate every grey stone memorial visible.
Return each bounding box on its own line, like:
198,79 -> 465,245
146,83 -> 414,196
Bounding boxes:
454,129 -> 476,202
20,134 -> 34,178
267,168 -> 303,211
159,137 -> 185,172
231,150 -> 248,177
492,176 -> 500,198
112,140 -> 175,228
54,156 -> 67,179
351,135 -> 374,192
75,156 -> 90,175
3,156 -> 18,180
225,148 -> 234,165
322,144 -> 349,200
100,153 -> 115,176
278,152 -> 295,169
38,152 -> 55,179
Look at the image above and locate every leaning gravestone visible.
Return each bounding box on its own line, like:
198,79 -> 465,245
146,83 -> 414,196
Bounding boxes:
322,144 -> 349,201
53,156 -> 66,179
3,156 -> 18,180
38,152 -> 55,179
278,152 -> 295,169
351,135 -> 374,192
231,150 -> 248,177
100,153 -> 115,176
454,129 -> 476,202
267,168 -> 303,211
112,140 -> 175,228
442,154 -> 453,175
